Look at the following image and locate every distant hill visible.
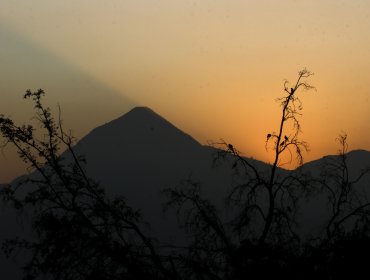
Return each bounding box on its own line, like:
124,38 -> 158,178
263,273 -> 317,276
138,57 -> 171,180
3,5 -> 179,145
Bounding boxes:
296,149 -> 370,236
300,149 -> 370,176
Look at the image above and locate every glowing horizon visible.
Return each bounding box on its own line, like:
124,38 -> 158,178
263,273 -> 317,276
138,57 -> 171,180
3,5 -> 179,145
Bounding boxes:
1,0 -> 370,182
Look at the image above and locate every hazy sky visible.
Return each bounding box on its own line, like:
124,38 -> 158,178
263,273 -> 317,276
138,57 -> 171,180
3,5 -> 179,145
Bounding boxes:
1,0 -> 370,182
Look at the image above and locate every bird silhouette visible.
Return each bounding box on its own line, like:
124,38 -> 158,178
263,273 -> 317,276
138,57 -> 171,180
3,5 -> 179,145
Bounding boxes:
284,135 -> 288,141
267,133 -> 271,140
228,144 -> 234,152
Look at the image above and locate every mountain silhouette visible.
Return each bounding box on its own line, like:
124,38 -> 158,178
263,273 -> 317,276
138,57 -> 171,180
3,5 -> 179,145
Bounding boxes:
1,106 -> 370,279
68,106 -> 270,241
0,106 -> 267,279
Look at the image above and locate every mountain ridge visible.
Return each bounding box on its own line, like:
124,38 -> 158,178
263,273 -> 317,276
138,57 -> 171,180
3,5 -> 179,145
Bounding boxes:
85,106 -> 370,172
1,106 -> 370,279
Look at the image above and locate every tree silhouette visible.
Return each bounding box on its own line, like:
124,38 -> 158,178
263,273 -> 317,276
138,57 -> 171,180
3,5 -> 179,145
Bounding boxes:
320,134 -> 370,245
164,69 -> 315,278
303,133 -> 370,278
164,69 -> 370,278
0,90 -> 176,280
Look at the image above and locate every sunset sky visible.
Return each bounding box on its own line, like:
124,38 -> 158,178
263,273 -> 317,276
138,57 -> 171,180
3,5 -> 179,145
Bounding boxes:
1,0 -> 370,183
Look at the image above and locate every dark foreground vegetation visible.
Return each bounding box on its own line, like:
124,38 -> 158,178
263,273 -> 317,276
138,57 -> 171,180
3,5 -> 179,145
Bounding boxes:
1,69 -> 370,279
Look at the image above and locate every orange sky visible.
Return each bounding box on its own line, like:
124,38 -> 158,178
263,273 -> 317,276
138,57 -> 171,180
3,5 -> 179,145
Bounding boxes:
1,1 -> 370,183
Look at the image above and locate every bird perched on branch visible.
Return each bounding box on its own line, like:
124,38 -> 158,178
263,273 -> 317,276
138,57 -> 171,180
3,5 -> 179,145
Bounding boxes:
228,144 -> 234,152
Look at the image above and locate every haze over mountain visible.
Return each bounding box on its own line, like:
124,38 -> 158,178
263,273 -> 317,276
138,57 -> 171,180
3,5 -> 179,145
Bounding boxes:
0,22 -> 135,183
1,106 -> 370,279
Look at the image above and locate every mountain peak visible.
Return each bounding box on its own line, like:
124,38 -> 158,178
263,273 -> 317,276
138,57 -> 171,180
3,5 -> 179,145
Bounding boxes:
128,106 -> 154,112
76,106 -> 201,152
113,106 -> 167,125
107,106 -> 187,136
125,106 -> 156,116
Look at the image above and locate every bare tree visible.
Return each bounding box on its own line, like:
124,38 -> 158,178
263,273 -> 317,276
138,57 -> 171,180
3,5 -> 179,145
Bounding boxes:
0,90 -> 176,280
224,69 -> 314,246
301,134 -> 370,279
164,69 -> 315,279
318,134 -> 370,245
258,68 -> 314,244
